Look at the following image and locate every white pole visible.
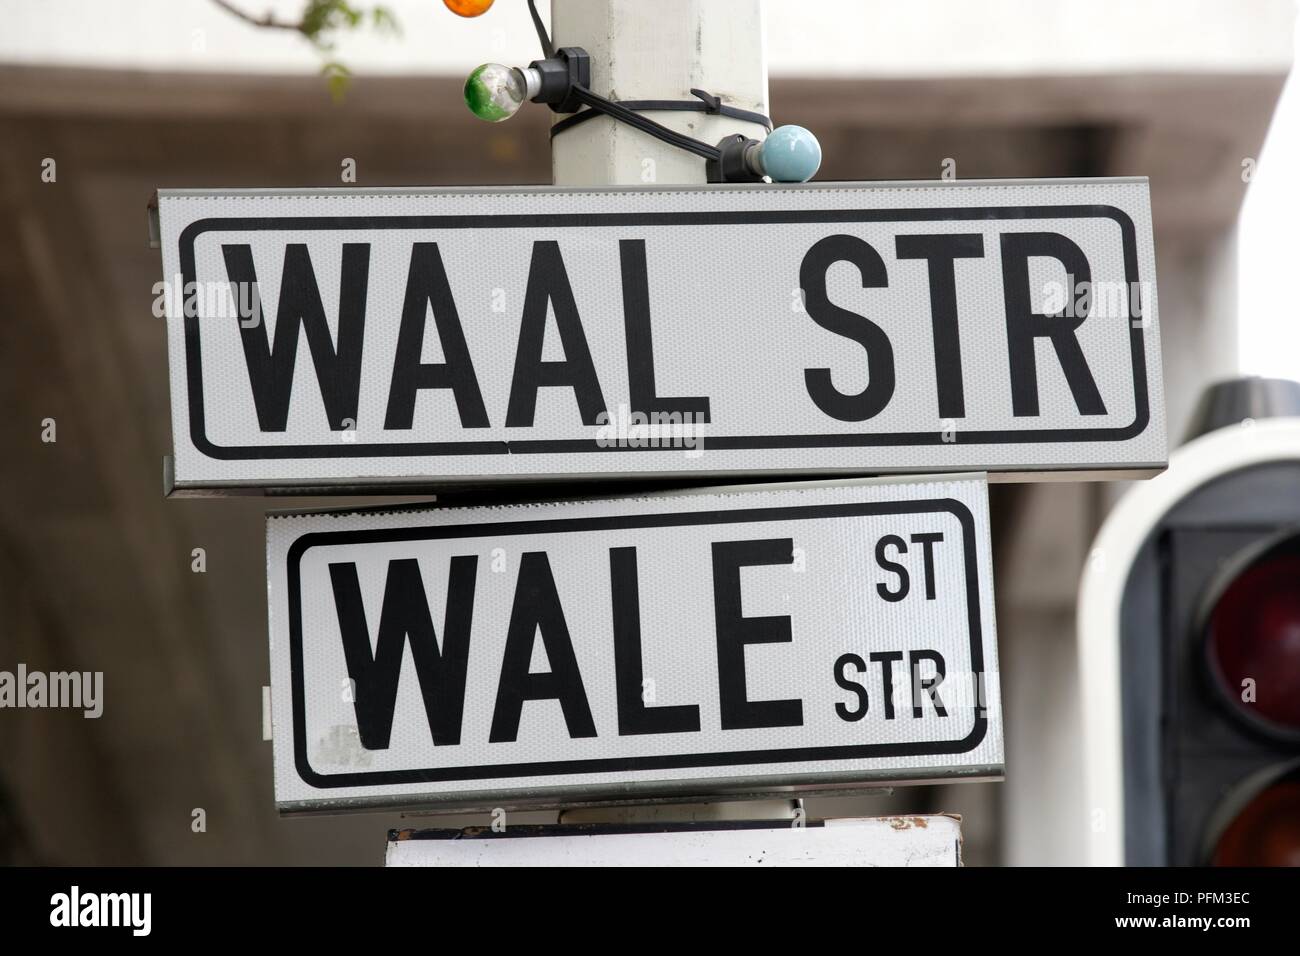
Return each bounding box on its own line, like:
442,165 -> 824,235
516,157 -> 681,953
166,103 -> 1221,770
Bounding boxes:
549,0 -> 770,187
548,0 -> 793,824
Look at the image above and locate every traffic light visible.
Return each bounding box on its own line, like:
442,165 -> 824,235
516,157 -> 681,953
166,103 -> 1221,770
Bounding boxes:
1079,377 -> 1300,866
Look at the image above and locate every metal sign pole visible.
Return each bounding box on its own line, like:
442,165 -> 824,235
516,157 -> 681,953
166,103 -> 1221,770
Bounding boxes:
546,0 -> 791,827
549,0 -> 770,188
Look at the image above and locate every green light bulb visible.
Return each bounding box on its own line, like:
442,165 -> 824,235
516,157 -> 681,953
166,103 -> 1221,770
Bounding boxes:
464,63 -> 527,122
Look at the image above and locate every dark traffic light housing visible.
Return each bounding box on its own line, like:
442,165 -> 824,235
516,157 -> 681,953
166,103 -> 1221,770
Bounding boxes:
1095,378 -> 1300,865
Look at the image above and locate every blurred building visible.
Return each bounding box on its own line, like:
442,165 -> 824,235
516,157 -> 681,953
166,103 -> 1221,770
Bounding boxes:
0,0 -> 1293,864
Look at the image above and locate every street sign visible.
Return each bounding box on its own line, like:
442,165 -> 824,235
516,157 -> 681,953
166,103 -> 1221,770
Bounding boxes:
266,475 -> 1001,812
384,816 -> 963,866
155,178 -> 1165,494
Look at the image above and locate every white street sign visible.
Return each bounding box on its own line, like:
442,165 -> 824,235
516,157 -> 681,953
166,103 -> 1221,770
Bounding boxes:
384,816 -> 962,867
156,179 -> 1165,493
266,475 -> 1001,812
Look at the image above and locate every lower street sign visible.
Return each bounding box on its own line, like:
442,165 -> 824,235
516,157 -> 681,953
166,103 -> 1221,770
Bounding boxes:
384,816 -> 963,867
266,475 -> 1002,812
155,178 -> 1165,494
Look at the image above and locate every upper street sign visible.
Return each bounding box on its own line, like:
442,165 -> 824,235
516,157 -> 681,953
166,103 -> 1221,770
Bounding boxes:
154,179 -> 1165,494
265,475 -> 1001,812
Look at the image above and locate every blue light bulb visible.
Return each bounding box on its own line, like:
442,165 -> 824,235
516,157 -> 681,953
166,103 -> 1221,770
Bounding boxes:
760,125 -> 822,183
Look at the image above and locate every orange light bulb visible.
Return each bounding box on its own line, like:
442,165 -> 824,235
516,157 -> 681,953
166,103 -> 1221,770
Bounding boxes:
444,0 -> 495,17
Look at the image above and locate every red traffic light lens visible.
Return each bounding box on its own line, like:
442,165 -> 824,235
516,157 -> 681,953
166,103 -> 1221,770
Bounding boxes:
1211,778 -> 1300,866
1206,551 -> 1300,735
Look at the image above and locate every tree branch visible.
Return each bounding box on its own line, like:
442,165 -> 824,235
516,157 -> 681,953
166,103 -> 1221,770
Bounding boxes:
210,0 -> 307,34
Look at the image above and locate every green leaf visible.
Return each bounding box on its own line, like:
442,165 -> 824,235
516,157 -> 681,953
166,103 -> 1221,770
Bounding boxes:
372,6 -> 400,37
321,60 -> 353,103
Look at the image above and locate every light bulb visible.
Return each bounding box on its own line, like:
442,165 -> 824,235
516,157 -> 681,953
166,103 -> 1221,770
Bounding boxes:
759,125 -> 822,183
444,0 -> 495,17
464,63 -> 528,122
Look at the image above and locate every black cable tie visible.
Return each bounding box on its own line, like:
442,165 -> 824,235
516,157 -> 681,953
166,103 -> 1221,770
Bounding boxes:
550,90 -> 772,139
569,85 -> 720,161
689,88 -> 722,112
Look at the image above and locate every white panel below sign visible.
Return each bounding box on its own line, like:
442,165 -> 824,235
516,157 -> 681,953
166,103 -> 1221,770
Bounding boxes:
266,475 -> 1002,813
156,179 -> 1165,492
384,816 -> 962,867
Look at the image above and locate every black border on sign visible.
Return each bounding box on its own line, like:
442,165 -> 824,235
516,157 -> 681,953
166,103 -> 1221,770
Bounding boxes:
285,497 -> 988,789
179,204 -> 1149,460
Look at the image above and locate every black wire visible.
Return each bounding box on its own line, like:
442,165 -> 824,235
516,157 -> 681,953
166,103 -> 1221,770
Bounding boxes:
526,0 -> 554,58
572,86 -> 721,162
550,92 -> 772,137
524,3 -> 720,165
